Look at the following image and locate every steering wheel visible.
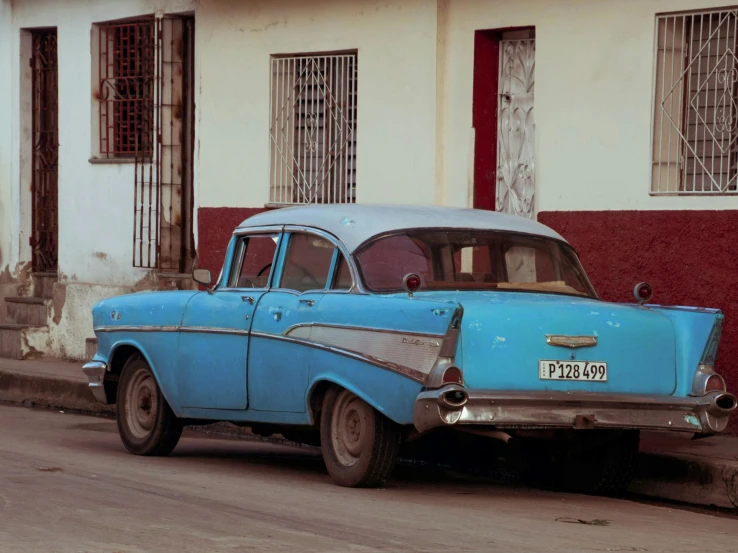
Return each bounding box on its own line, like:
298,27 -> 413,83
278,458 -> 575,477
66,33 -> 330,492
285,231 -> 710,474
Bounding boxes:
256,263 -> 272,278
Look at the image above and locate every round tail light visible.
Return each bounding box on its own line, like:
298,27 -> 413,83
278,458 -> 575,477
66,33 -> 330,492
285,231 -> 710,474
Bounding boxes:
633,282 -> 653,304
705,374 -> 726,393
403,273 -> 422,296
442,366 -> 463,385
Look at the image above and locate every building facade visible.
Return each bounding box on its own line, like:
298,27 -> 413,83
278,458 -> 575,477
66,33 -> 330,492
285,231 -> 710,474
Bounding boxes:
0,0 -> 736,407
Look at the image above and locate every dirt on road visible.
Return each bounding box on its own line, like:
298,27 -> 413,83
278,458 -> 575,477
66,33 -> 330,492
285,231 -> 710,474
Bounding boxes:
0,404 -> 735,553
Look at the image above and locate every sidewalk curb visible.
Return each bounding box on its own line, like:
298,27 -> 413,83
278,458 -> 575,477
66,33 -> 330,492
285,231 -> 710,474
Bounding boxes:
0,368 -> 114,415
631,451 -> 738,510
1,364 -> 736,511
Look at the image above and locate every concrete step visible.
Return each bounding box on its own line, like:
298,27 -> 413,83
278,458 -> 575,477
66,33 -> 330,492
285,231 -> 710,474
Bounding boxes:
0,324 -> 49,360
4,297 -> 50,326
32,272 -> 57,299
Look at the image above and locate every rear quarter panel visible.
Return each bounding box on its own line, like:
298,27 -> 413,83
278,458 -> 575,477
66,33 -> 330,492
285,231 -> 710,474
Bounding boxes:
304,293 -> 459,424
647,306 -> 722,396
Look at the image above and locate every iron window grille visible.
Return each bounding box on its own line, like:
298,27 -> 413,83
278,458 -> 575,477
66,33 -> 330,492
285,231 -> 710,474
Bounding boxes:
98,18 -> 156,159
652,9 -> 738,194
269,54 -> 358,205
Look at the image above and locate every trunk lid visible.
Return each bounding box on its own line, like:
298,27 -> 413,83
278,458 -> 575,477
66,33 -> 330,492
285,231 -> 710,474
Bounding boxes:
418,291 -> 677,395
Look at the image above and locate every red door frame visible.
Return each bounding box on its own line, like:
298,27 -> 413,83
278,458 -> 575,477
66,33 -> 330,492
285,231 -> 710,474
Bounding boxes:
472,27 -> 535,212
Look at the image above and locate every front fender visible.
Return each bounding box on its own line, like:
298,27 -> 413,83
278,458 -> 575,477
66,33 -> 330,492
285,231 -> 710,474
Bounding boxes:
96,334 -> 182,415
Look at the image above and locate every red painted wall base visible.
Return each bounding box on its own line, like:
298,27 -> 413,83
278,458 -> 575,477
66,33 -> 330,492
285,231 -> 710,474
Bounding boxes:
197,207 -> 267,279
540,210 -> 738,433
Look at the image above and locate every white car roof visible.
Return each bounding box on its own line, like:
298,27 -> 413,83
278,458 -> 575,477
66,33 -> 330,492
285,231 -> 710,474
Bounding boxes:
236,204 -> 567,253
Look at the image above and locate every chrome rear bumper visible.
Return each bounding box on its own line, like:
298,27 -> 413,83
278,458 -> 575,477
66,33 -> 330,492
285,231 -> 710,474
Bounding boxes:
413,385 -> 737,434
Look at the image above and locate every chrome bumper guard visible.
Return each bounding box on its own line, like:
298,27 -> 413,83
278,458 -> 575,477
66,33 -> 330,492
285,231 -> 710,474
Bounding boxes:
82,361 -> 108,404
413,385 -> 738,434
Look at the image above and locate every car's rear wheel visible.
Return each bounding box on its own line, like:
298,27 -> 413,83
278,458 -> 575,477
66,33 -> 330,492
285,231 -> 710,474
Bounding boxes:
320,387 -> 400,487
116,354 -> 182,456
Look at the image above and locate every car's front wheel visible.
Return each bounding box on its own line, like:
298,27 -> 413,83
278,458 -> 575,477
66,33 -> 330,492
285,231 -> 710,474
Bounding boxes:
116,354 -> 183,456
320,387 -> 400,487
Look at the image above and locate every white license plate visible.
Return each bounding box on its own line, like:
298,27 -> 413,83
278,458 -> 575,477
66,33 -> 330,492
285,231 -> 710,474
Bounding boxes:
539,360 -> 608,381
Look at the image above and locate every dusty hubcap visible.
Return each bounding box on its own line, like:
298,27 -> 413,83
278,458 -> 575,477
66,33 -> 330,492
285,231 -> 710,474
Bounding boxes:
125,367 -> 158,440
331,391 -> 368,467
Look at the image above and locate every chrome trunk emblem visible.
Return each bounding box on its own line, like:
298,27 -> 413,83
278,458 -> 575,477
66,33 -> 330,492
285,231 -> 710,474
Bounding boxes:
545,335 -> 597,349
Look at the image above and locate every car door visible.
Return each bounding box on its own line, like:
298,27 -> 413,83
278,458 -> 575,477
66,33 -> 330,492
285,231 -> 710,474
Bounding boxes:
176,231 -> 281,410
247,229 -> 339,413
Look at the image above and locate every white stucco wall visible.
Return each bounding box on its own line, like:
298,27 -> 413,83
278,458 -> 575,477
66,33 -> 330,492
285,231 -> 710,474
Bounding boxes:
196,0 -> 439,209
0,0 -> 13,275
442,0 -> 738,213
9,0 -> 197,287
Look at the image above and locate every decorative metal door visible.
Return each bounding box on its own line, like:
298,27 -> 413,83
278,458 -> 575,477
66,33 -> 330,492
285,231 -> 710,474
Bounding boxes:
30,29 -> 59,272
496,39 -> 535,218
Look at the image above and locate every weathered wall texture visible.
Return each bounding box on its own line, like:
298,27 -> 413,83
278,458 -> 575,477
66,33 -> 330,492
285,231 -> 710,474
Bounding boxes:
0,0 -> 13,277
442,0 -> 738,212
195,0 -> 438,210
197,208 -> 266,280
4,0 -> 199,359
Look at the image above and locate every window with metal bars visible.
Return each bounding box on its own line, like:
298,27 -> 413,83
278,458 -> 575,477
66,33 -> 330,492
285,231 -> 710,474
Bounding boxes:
97,19 -> 156,158
652,9 -> 738,194
269,53 -> 358,205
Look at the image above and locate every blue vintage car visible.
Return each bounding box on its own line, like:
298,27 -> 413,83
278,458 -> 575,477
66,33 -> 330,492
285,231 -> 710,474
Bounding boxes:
83,204 -> 736,493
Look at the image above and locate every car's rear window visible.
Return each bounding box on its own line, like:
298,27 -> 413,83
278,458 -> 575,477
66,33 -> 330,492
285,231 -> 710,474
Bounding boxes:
356,230 -> 595,298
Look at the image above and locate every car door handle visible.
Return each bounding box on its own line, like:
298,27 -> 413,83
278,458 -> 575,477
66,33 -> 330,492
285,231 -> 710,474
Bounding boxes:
241,296 -> 255,305
299,299 -> 315,307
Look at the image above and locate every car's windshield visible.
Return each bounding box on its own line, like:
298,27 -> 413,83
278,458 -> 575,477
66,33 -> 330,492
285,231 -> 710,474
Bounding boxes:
356,229 -> 596,298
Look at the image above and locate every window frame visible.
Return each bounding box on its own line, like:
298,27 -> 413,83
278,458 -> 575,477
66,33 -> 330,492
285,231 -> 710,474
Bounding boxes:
353,228 -> 599,299
224,230 -> 283,291
91,16 -> 158,162
269,225 -> 360,295
650,8 -> 738,196
267,51 -> 358,207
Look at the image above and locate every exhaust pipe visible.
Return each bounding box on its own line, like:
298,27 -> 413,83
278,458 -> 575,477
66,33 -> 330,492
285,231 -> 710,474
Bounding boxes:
441,388 -> 468,408
707,392 -> 738,416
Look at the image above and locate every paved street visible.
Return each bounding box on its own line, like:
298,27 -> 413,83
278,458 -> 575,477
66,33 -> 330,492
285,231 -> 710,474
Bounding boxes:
0,404 -> 736,553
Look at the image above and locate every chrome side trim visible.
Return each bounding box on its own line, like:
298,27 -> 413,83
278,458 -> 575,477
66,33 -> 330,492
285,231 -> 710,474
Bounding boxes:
94,325 -> 180,333
546,335 -> 597,349
250,330 -> 427,383
283,322 -> 446,340
282,324 -> 442,375
413,386 -> 737,434
180,326 -> 250,336
93,325 -> 249,336
82,361 -> 108,404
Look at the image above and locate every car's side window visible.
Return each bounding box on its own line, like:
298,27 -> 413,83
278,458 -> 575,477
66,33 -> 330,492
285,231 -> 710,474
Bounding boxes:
331,253 -> 353,291
229,234 -> 279,288
280,233 -> 335,292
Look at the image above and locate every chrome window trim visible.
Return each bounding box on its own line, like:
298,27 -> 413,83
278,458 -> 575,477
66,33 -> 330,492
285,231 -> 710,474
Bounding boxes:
224,227 -> 284,291
281,225 -> 366,294
353,227 -> 599,299
249,330 -> 427,383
